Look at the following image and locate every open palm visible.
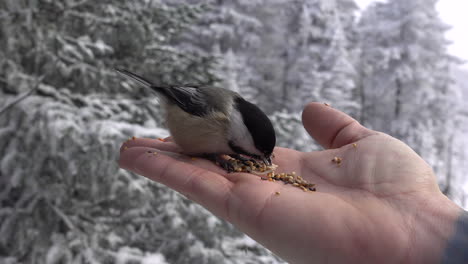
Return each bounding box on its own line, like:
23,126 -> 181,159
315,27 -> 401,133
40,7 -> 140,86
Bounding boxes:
119,103 -> 459,264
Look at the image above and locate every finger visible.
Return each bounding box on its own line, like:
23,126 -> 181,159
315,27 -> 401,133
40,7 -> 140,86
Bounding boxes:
119,146 -> 233,219
120,138 -> 229,174
120,137 -> 182,153
302,102 -> 376,149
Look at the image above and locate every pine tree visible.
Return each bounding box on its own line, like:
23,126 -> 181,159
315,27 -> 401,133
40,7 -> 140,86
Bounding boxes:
358,0 -> 458,177
0,0 -> 219,95
182,0 -> 360,115
179,0 -> 265,100
244,0 -> 359,114
0,1 -> 285,263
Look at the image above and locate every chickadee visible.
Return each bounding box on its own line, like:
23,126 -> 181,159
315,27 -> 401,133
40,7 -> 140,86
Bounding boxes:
115,69 -> 276,171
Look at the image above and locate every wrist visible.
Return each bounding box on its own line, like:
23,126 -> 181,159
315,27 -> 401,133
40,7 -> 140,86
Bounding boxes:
406,193 -> 462,263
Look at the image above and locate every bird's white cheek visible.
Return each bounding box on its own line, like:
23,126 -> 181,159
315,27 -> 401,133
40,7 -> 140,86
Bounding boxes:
228,110 -> 262,156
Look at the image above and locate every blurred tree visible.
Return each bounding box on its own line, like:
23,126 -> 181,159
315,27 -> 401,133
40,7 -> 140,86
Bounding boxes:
358,0 -> 460,182
275,0 -> 359,115
177,0 -> 265,101
270,111 -> 321,152
0,1 -> 285,263
179,0 -> 360,115
0,0 -> 219,95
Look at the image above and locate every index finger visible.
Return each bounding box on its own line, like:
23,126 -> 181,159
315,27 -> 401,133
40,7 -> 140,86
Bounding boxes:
119,146 -> 233,220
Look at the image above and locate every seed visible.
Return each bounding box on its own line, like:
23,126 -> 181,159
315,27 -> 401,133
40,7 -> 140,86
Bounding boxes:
157,138 -> 165,142
132,136 -> 136,140
275,191 -> 280,196
123,146 -> 128,150
324,102 -> 330,106
293,183 -> 300,187
301,186 -> 308,192
153,151 -> 158,156
332,157 -> 342,165
353,143 -> 357,148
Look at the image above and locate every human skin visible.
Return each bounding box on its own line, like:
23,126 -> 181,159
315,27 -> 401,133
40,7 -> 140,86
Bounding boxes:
119,102 -> 462,264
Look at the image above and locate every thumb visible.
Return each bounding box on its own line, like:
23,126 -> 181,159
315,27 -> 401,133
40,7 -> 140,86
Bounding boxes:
302,103 -> 376,149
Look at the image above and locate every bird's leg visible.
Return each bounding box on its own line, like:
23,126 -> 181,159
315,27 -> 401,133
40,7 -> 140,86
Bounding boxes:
202,153 -> 235,173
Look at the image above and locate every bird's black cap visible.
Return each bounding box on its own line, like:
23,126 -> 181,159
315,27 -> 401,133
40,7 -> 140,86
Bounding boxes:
234,97 -> 276,156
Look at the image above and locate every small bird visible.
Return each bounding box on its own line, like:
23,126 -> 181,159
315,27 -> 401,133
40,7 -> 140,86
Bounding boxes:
115,69 -> 276,172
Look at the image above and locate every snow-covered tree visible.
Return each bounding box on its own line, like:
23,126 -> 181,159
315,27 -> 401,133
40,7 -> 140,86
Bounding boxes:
251,0 -> 359,114
283,1 -> 357,113
0,88 -> 284,263
270,111 -> 320,152
336,0 -> 359,47
444,67 -> 468,208
178,0 -> 264,100
358,0 -> 459,179
180,0 -> 360,116
0,0 -> 219,95
0,1 -> 285,263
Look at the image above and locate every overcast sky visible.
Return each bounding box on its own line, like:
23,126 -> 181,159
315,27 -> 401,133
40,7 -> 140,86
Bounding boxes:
356,1 -> 468,69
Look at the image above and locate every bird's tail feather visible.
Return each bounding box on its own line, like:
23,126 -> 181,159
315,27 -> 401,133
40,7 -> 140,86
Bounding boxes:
115,68 -> 153,87
115,68 -> 187,108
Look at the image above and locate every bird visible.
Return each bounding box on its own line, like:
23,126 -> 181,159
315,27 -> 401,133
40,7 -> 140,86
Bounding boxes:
115,68 -> 276,172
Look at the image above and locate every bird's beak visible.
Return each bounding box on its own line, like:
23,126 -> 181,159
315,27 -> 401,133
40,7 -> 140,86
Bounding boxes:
262,156 -> 272,166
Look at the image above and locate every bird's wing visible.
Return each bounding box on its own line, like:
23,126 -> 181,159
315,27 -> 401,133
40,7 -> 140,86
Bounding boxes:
115,68 -> 153,87
115,68 -> 215,117
165,85 -> 212,117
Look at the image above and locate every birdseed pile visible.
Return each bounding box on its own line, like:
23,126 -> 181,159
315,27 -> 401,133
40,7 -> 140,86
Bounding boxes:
228,159 -> 317,192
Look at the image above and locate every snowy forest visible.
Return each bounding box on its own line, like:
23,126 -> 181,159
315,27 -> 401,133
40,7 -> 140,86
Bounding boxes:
1,0 -> 467,263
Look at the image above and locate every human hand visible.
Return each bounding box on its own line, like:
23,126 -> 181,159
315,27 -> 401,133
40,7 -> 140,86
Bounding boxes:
119,102 -> 462,264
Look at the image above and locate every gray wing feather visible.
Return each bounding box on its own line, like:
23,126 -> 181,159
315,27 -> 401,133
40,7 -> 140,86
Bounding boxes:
115,68 -> 229,117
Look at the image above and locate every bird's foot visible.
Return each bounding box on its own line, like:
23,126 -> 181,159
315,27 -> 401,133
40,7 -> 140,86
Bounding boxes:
202,154 -> 236,173
229,154 -> 256,165
229,154 -> 269,170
